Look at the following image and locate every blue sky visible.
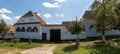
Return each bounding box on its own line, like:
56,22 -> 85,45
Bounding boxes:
0,0 -> 94,24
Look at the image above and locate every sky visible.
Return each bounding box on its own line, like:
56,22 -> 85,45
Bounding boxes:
0,0 -> 94,24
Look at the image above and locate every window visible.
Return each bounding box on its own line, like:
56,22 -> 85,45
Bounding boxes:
31,19 -> 33,21
21,27 -> 25,32
27,27 -> 32,32
16,27 -> 20,32
33,27 -> 38,32
21,20 -> 23,21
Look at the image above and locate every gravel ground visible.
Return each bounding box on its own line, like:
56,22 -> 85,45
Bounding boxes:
21,44 -> 56,54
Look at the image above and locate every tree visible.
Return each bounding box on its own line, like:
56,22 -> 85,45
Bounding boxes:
114,2 -> 120,30
70,16 -> 83,46
0,19 -> 9,42
90,0 -> 118,43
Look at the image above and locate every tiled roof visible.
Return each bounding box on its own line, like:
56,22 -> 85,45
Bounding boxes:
62,21 -> 72,32
7,24 -> 14,32
18,11 -> 47,26
43,24 -> 64,27
81,11 -> 95,24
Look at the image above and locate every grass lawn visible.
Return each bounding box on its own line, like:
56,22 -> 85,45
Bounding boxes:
0,42 -> 44,49
54,39 -> 120,54
0,41 -> 45,54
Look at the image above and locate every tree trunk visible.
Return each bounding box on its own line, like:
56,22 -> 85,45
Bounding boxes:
102,30 -> 106,44
76,34 -> 79,46
29,37 -> 32,45
2,35 -> 5,42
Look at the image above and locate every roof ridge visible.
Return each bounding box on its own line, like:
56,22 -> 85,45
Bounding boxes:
15,11 -> 47,26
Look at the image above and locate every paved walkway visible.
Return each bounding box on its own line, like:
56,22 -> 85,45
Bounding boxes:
21,44 -> 56,54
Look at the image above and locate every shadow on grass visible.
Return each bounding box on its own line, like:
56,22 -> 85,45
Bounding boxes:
89,41 -> 120,54
63,45 -> 78,52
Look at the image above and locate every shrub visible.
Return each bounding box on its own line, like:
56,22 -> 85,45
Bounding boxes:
11,37 -> 20,44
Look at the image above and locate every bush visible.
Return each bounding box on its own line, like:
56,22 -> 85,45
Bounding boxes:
28,37 -> 32,45
11,37 -> 20,44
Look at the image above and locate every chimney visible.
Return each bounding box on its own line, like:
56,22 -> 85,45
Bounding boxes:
35,12 -> 37,14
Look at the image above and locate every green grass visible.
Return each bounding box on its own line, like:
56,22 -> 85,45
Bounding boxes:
0,42 -> 44,50
0,40 -> 45,54
54,40 -> 120,54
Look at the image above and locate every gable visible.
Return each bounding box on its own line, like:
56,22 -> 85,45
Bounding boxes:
14,11 -> 47,26
81,11 -> 95,24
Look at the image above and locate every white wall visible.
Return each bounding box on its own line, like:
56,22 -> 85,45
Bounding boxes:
42,27 -> 66,40
61,32 -> 86,40
42,27 -> 86,40
0,35 -> 14,39
16,17 -> 39,23
42,27 -> 50,40
14,24 -> 42,39
84,23 -> 120,37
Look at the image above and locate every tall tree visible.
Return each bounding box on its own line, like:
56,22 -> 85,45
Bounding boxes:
70,17 -> 83,46
0,19 -> 9,42
90,0 -> 118,43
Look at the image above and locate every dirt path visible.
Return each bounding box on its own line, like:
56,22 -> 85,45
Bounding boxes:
21,44 -> 56,54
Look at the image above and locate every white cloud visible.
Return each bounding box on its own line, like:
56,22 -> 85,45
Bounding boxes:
56,14 -> 59,17
0,13 -> 21,24
44,13 -> 52,19
55,13 -> 64,17
36,13 -> 41,16
11,16 -> 21,24
0,14 -> 12,20
55,0 -> 66,3
0,8 -> 12,13
60,14 -> 64,17
14,16 -> 21,20
43,2 -> 60,8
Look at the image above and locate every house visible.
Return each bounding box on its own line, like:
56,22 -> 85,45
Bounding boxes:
82,11 -> 120,38
14,11 -> 86,42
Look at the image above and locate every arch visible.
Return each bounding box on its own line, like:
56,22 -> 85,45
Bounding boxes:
27,27 -> 31,32
16,27 -> 20,32
33,27 -> 38,32
21,27 -> 25,32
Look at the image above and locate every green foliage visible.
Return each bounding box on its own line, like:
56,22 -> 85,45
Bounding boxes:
114,2 -> 120,30
90,0 -> 119,43
11,37 -> 20,44
0,42 -> 43,49
70,16 -> 83,46
70,17 -> 83,35
0,19 -> 9,42
54,40 -> 120,54
0,19 -> 9,35
91,0 -> 119,32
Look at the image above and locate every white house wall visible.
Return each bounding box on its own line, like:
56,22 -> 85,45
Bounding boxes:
14,24 -> 42,39
84,23 -> 101,37
61,32 -> 86,40
16,17 -> 39,23
42,27 -> 50,40
84,23 -> 120,37
42,27 -> 86,40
